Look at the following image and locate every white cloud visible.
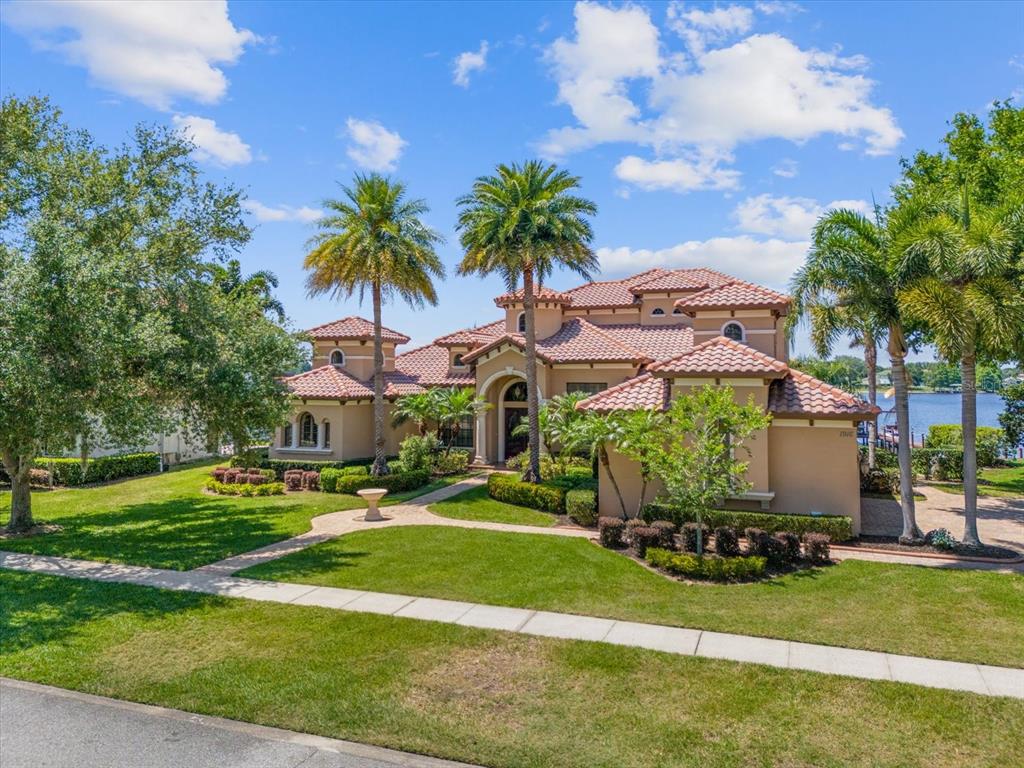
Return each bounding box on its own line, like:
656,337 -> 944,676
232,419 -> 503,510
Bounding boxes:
755,1 -> 805,17
772,158 -> 799,178
453,41 -> 489,87
245,200 -> 322,223
344,118 -> 406,172
3,0 -> 255,110
541,3 -> 903,188
614,154 -> 740,193
598,236 -> 809,289
172,115 -> 251,166
733,194 -> 869,239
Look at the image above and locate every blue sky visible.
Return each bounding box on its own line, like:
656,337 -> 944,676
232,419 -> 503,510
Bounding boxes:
2,1 -> 1022,361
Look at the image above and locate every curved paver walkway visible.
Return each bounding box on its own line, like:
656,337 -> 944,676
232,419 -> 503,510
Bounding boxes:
1,549 -> 1021,700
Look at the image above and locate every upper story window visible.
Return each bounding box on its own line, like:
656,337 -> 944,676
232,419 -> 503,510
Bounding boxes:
672,307 -> 683,316
722,321 -> 745,342
517,312 -> 526,333
504,381 -> 528,402
299,412 -> 318,447
452,353 -> 466,368
566,382 -> 607,396
329,349 -> 345,366
650,307 -> 665,316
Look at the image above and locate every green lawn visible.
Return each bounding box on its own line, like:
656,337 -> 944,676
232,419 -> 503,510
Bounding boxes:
241,525 -> 1024,667
925,463 -> 1024,499
0,463 -> 464,570
2,571 -> 1021,768
428,484 -> 558,527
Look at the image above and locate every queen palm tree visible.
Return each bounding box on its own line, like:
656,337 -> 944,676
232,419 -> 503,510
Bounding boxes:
456,161 -> 598,482
898,200 -> 1024,545
209,258 -> 286,322
304,174 -> 444,476
434,387 -> 490,453
790,204 -> 926,542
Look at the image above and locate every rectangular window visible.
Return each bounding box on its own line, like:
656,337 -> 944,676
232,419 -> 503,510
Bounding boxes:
454,416 -> 474,449
566,382 -> 607,395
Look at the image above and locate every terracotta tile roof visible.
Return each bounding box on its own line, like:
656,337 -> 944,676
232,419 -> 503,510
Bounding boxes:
647,336 -> 789,377
563,269 -> 667,308
282,364 -> 436,400
629,268 -> 735,294
596,324 -> 694,361
433,319 -> 505,347
305,316 -> 410,344
394,343 -> 475,386
576,373 -> 669,413
462,318 -> 651,365
769,369 -> 880,419
675,280 -> 791,313
494,286 -> 573,307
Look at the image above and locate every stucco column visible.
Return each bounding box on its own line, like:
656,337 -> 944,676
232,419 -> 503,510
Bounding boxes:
316,419 -> 325,449
474,412 -> 487,465
290,420 -> 299,449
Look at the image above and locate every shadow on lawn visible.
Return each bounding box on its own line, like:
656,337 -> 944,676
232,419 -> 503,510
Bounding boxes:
0,570 -> 213,655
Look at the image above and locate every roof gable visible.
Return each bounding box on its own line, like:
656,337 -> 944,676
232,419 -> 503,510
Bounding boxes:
305,316 -> 410,344
675,281 -> 791,313
647,336 -> 788,377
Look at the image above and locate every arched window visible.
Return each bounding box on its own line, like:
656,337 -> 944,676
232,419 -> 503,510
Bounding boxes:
651,307 -> 665,316
282,423 -> 293,447
672,307 -> 683,315
299,413 -> 318,447
504,381 -> 528,402
517,312 -> 526,333
329,349 -> 345,366
322,420 -> 331,448
722,321 -> 745,342
453,353 -> 466,368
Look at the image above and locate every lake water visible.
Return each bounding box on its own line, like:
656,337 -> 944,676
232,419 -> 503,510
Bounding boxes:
873,392 -> 1006,444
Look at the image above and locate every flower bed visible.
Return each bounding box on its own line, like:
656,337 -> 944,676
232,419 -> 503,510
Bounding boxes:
204,478 -> 285,496
646,548 -> 767,582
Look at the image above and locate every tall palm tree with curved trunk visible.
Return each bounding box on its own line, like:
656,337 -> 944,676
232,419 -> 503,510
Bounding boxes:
790,204 -> 926,542
304,174 -> 444,476
898,199 -> 1024,545
456,161 -> 598,482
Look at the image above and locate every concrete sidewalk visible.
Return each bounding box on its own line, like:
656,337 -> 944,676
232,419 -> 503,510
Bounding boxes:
3,549 -> 1022,700
0,678 -> 476,768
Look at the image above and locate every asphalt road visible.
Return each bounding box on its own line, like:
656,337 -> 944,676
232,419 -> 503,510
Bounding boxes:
0,678 -> 475,768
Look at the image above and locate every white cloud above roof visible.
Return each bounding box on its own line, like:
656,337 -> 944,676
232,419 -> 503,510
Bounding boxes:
453,41 -> 489,87
614,154 -> 740,193
733,194 -> 870,239
245,200 -> 323,223
3,0 -> 255,110
344,118 -> 407,172
172,115 -> 251,166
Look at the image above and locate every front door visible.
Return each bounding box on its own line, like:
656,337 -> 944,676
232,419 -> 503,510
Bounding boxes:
503,407 -> 527,461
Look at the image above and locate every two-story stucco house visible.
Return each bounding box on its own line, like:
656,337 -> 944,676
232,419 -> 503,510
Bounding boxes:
273,267 -> 878,533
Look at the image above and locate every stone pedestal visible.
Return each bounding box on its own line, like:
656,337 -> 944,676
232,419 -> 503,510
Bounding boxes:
357,488 -> 388,521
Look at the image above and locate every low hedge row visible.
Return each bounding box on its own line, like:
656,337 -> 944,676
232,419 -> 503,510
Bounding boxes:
565,489 -> 597,526
646,548 -> 767,582
641,501 -> 853,541
242,457 -> 395,478
321,468 -> 431,495
488,473 -> 565,513
2,453 -> 162,487
204,478 -> 285,496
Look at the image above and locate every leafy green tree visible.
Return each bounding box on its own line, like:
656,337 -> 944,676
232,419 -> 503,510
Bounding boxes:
999,381 -> 1024,450
789,204 -> 927,541
613,409 -> 666,518
513,391 -> 588,472
0,96 -> 300,531
647,386 -> 771,555
978,363 -> 1005,393
304,174 -> 444,476
457,161 -> 597,483
208,258 -> 286,322
922,362 -> 962,391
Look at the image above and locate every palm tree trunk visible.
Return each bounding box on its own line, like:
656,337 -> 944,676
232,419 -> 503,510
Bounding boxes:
864,332 -> 878,470
370,281 -> 389,477
598,444 -> 628,518
961,332 -> 981,545
889,327 -> 922,542
522,266 -> 542,483
636,471 -> 649,519
1,448 -> 34,532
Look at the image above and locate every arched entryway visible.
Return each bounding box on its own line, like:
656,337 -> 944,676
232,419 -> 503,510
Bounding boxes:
500,380 -> 528,462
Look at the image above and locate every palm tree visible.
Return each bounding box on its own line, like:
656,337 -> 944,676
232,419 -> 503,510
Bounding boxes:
433,387 -> 490,453
209,258 -> 286,322
898,200 -> 1024,545
456,161 -> 598,482
566,411 -> 628,518
304,174 -> 444,476
789,204 -> 926,542
391,391 -> 437,437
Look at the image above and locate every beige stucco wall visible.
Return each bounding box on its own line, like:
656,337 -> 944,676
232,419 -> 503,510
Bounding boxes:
564,307 -> 642,326
690,311 -> 781,358
503,303 -> 564,339
597,447 -> 664,519
547,365 -> 637,397
639,295 -> 689,326
270,401 -> 415,463
312,340 -> 397,379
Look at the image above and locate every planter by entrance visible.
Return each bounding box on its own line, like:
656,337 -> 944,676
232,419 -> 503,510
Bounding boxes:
356,488 -> 388,522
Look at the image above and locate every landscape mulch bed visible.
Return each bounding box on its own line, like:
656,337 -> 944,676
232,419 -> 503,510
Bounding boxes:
845,535 -> 1022,561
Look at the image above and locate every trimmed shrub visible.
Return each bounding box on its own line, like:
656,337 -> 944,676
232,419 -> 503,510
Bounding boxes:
205,478 -> 285,496
251,457 -> 388,479
646,548 -> 767,582
774,531 -> 802,563
260,469 -> 276,481
487,473 -> 565,513
212,467 -> 228,481
224,468 -> 243,484
15,452 -> 161,487
681,522 -> 710,553
319,466 -> 370,493
911,447 -> 964,481
927,424 -> 1006,467
642,501 -> 853,541
28,468 -> 52,486
803,533 -> 832,564
433,449 -> 470,476
651,520 -> 677,550
565,489 -> 597,527
326,469 -> 431,495
283,469 -> 304,491
625,518 -> 647,542
598,517 -> 626,548
924,528 -> 958,551
744,528 -> 772,559
302,471 -> 320,491
713,525 -> 740,557
631,526 -> 662,558
246,472 -> 266,485
399,436 -> 438,473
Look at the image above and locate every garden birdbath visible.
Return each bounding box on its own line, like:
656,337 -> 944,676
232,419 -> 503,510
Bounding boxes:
357,488 -> 388,522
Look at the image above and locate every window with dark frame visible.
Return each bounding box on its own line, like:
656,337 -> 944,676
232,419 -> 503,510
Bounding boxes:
453,415 -> 474,448
330,349 -> 344,366
723,322 -> 744,341
299,413 -> 318,447
566,382 -> 607,395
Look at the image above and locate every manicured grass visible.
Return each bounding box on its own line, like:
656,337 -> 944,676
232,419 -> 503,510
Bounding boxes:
241,526 -> 1024,667
0,463 -> 463,570
926,463 -> 1024,499
3,572 -> 1021,768
428,484 -> 558,527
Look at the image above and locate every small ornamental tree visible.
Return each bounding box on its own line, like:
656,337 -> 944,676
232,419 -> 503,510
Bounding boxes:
648,385 -> 771,555
614,409 -> 666,518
